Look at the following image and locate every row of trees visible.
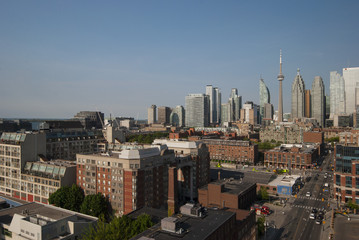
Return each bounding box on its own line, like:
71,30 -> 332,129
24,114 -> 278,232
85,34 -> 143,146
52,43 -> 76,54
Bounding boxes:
126,132 -> 169,144
81,214 -> 153,240
48,184 -> 110,220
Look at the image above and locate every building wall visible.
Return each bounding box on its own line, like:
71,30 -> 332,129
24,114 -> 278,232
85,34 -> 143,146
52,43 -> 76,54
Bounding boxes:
333,145 -> 359,204
202,139 -> 258,165
264,147 -> 318,169
76,150 -> 174,215
198,182 -> 256,210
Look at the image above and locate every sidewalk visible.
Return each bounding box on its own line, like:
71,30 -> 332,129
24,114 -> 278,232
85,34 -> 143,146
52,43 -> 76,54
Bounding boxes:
320,209 -> 333,240
259,202 -> 291,240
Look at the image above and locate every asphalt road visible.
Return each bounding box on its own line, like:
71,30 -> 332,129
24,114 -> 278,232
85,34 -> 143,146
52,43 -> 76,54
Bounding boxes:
278,151 -> 333,240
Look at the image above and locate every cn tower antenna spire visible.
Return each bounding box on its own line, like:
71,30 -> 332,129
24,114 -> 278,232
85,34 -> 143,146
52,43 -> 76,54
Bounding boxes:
277,49 -> 284,122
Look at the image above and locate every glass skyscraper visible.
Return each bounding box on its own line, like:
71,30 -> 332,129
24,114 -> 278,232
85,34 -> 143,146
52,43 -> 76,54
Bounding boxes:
343,67 -> 359,114
291,69 -> 305,119
185,94 -> 209,127
330,71 -> 346,118
259,78 -> 270,120
311,76 -> 325,127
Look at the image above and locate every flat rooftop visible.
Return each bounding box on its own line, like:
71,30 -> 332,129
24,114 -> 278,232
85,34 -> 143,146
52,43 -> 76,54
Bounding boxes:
0,202 -> 97,226
131,209 -> 235,240
200,179 -> 255,195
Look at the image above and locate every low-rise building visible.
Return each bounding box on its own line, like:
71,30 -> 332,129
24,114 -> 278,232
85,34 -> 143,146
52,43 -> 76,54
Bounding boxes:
20,160 -> 76,204
198,179 -> 256,210
264,143 -> 319,169
131,203 -> 256,240
260,122 -> 313,144
0,202 -> 97,240
201,139 -> 258,165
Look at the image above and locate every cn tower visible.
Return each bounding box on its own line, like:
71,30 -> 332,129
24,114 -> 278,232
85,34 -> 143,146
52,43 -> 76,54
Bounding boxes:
277,50 -> 284,122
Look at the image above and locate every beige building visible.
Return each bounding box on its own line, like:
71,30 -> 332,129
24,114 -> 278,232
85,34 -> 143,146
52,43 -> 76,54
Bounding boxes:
20,160 -> 76,204
260,122 -> 313,144
0,132 -> 46,198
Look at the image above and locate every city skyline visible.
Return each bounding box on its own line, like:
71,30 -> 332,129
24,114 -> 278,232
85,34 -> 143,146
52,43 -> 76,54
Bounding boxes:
1,1 -> 359,119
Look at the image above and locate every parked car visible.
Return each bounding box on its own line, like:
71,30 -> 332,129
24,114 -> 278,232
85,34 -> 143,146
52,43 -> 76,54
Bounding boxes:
306,192 -> 311,197
310,213 -> 316,219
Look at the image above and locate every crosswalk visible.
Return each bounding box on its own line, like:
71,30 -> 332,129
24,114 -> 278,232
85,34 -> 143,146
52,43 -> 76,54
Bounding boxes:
296,196 -> 323,201
292,204 -> 314,209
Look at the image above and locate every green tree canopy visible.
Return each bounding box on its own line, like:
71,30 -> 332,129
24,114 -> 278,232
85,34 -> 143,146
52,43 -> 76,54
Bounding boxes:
81,214 -> 153,240
80,193 -> 109,219
48,184 -> 84,212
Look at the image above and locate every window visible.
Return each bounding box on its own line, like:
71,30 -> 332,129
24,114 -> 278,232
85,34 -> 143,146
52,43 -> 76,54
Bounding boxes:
346,190 -> 352,195
336,175 -> 341,186
356,177 -> 359,189
346,176 -> 352,188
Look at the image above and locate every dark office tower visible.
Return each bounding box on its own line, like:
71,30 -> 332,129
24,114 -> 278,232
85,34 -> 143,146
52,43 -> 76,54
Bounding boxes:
229,88 -> 242,122
277,50 -> 284,122
158,106 -> 172,124
291,69 -> 305,120
147,105 -> 157,124
214,87 -> 221,123
206,85 -> 220,124
311,76 -> 325,127
263,103 -> 274,120
305,90 -> 311,118
185,94 -> 210,127
259,77 -> 270,121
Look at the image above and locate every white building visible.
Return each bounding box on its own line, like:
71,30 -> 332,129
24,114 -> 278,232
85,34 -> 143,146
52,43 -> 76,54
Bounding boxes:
330,71 -> 346,118
343,67 -> 359,115
0,202 -> 97,240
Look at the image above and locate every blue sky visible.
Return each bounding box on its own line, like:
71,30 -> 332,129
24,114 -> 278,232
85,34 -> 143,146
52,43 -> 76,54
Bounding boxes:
1,0 -> 358,119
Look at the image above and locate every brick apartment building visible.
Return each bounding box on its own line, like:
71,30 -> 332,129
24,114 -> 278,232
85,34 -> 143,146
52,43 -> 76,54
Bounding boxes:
303,131 -> 324,154
201,139 -> 258,165
333,144 -> 359,204
198,179 -> 257,210
77,144 -> 176,215
264,143 -> 319,169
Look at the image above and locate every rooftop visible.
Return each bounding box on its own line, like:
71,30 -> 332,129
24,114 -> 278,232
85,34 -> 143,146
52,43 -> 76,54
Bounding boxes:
200,179 -> 255,196
131,209 -> 235,240
0,202 -> 97,226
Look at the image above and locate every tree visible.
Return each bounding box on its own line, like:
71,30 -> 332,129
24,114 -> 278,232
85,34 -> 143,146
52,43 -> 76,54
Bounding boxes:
80,193 -> 109,219
48,184 -> 84,212
257,216 -> 265,236
258,186 -> 269,200
81,214 -> 153,240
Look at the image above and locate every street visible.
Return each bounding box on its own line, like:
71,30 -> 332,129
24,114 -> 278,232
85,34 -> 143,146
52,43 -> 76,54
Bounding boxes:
263,149 -> 334,240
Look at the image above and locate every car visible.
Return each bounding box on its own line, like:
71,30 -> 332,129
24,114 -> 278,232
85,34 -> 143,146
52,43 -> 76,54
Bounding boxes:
306,192 -> 311,197
316,215 -> 323,224
318,210 -> 325,216
312,208 -> 318,214
310,213 -> 316,219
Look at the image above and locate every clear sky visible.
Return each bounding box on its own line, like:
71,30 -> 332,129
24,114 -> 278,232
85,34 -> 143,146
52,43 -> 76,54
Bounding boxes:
1,0 -> 358,119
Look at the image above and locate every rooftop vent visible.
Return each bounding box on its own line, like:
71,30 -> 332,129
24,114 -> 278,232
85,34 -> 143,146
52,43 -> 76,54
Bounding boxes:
180,203 -> 205,218
161,217 -> 183,234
